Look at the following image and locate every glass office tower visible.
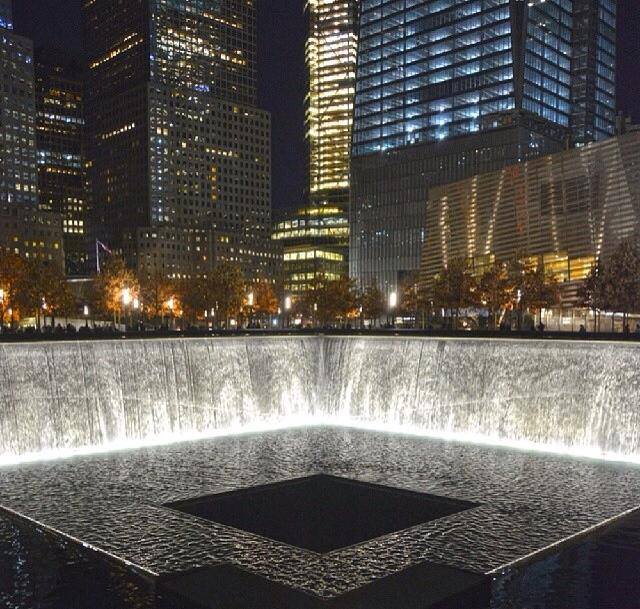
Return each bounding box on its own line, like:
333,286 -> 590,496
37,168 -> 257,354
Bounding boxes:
0,1 -> 38,207
350,0 -> 616,293
35,50 -> 87,276
571,0 -> 616,145
306,0 -> 359,205
83,0 -> 276,281
0,0 -> 11,29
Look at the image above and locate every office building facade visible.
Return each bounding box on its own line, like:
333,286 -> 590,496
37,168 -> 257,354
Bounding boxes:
0,3 -> 38,208
35,50 -> 87,276
306,0 -> 359,208
570,0 -> 616,145
272,204 -> 349,296
0,0 -> 11,29
83,0 -> 274,281
420,133 -> 640,304
0,203 -> 65,270
350,0 -> 616,293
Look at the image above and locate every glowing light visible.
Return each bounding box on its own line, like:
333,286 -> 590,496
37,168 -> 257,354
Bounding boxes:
2,414 -> 640,468
389,291 -> 397,309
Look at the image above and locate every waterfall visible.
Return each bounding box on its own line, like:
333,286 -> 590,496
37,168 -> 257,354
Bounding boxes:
1,336 -> 640,463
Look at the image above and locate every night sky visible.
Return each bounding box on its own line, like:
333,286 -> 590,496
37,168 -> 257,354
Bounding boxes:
13,0 -> 640,211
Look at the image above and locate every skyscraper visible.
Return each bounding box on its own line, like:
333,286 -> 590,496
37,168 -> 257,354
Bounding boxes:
350,0 -> 616,293
0,0 -> 11,29
0,1 -> 38,208
35,50 -> 87,276
272,0 -> 357,298
83,0 -> 275,281
306,0 -> 359,208
0,3 -> 65,271
571,0 -> 616,145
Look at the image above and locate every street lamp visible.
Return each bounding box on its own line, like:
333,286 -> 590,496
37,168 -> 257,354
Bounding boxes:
247,291 -> 254,328
83,305 -> 90,328
389,291 -> 397,328
167,296 -> 175,330
284,296 -> 292,329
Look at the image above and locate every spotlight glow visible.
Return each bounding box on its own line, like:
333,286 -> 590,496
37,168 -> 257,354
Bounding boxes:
2,415 -> 640,468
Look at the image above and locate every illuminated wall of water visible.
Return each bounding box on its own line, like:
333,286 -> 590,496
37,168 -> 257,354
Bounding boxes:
1,336 -> 640,462
322,337 -> 640,460
0,338 -> 321,461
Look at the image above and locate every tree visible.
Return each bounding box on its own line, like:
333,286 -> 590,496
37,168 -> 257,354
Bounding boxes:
315,277 -> 358,326
398,278 -> 431,328
177,276 -> 209,326
359,283 -> 385,327
140,271 -> 175,325
477,262 -> 512,329
40,263 -> 76,326
432,258 -> 477,329
0,252 -> 27,325
606,239 -> 640,328
577,261 -> 606,332
92,255 -> 139,324
252,280 -> 279,320
209,262 -> 246,326
509,259 -> 560,328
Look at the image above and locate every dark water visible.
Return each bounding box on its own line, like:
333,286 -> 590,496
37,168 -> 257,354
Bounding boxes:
2,511 -> 640,609
491,514 -> 640,608
0,515 -> 155,609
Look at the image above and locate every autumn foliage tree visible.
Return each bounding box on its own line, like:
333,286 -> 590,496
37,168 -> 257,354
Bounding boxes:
0,252 -> 27,325
432,258 -> 477,329
398,278 -> 431,328
209,262 -> 246,326
140,271 -> 176,325
315,277 -> 358,326
92,255 -> 139,324
477,262 -> 512,329
252,279 -> 279,318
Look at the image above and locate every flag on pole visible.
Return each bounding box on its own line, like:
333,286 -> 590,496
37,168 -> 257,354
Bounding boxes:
96,240 -> 112,273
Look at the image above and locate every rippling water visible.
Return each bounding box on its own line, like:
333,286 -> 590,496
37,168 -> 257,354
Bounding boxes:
1,427 -> 640,608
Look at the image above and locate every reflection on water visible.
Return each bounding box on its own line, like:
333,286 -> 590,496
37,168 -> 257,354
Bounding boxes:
0,515 -> 155,609
492,513 -> 640,608
2,510 -> 640,609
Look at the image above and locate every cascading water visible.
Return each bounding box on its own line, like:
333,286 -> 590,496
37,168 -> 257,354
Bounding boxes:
1,336 -> 640,463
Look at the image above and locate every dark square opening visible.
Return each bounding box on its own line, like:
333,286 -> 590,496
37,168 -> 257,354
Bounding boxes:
166,475 -> 478,553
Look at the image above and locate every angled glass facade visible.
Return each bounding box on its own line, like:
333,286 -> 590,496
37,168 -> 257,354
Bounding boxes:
0,0 -> 11,30
351,0 -> 616,293
571,0 -> 616,144
353,0 -> 572,157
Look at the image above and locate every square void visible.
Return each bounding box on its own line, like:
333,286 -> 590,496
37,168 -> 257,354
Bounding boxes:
166,474 -> 478,553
